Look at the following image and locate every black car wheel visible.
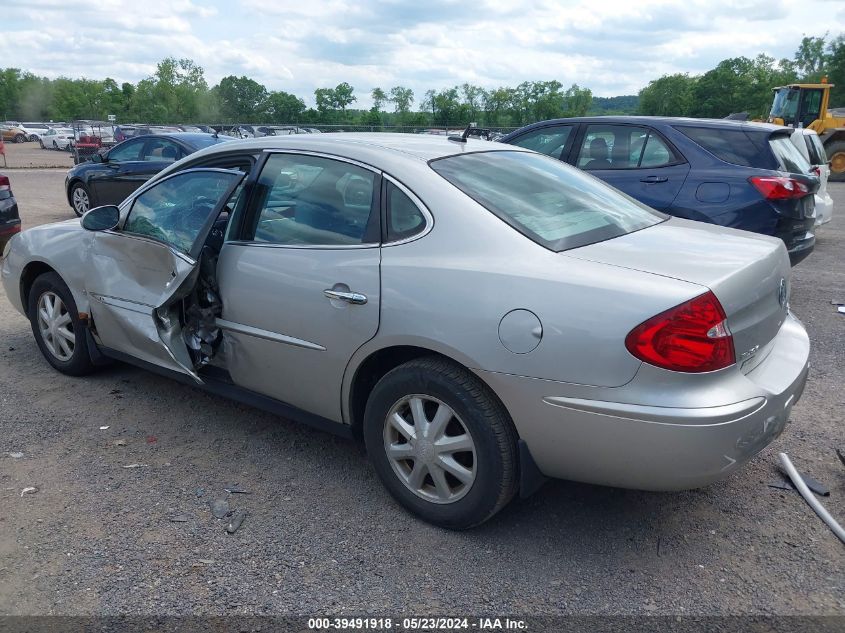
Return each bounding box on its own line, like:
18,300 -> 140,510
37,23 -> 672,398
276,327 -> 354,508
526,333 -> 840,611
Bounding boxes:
28,272 -> 96,376
364,356 -> 519,529
70,182 -> 91,217
39,139 -> 45,149
14,134 -> 25,143
29,134 -> 38,142
52,141 -> 59,150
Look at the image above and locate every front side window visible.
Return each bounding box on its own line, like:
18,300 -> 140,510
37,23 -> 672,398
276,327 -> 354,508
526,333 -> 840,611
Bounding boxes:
108,139 -> 144,162
247,153 -> 378,246
509,125 -> 573,159
431,150 -> 665,252
143,138 -> 182,162
577,125 -> 677,170
123,170 -> 242,255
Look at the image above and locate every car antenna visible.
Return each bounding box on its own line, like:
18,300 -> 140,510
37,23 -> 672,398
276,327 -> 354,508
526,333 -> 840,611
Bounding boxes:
448,123 -> 476,143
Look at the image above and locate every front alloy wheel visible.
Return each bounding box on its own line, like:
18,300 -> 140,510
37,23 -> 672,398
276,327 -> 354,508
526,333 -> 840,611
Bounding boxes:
36,291 -> 75,361
71,184 -> 90,216
384,395 -> 477,504
27,272 -> 95,376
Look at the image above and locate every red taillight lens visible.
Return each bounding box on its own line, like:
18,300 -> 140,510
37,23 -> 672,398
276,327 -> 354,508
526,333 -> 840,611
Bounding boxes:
625,291 -> 735,373
749,176 -> 809,200
0,175 -> 10,191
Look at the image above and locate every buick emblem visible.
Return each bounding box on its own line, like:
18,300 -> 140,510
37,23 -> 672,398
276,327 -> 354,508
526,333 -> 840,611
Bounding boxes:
778,278 -> 788,308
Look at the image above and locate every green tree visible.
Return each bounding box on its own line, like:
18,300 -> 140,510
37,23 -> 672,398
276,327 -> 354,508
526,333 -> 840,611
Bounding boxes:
828,35 -> 845,105
561,83 -> 592,117
371,87 -> 387,111
266,90 -> 306,123
389,86 -> 414,124
794,34 -> 829,80
638,74 -> 696,116
217,75 -> 268,122
333,82 -> 356,117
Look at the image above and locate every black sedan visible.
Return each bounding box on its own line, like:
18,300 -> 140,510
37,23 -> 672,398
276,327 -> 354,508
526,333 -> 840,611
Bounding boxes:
0,172 -> 21,252
65,133 -> 233,216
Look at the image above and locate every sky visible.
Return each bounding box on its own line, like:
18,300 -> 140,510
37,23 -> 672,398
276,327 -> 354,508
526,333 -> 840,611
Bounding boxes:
3,0 -> 845,108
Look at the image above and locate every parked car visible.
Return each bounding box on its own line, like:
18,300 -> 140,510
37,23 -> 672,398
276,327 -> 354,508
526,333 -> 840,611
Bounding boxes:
0,172 -> 21,252
2,134 -> 810,528
39,127 -> 75,150
790,128 -> 833,228
65,133 -> 234,216
0,124 -> 28,143
501,117 -> 819,265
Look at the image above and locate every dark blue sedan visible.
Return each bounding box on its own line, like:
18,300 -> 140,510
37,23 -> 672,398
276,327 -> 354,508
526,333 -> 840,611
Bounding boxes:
65,133 -> 233,217
501,117 -> 819,264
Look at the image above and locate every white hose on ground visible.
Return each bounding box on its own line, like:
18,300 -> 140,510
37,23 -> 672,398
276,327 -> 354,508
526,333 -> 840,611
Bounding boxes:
778,452 -> 845,545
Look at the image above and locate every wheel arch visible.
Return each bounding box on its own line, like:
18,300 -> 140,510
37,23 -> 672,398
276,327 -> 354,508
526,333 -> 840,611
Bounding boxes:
19,260 -> 59,318
66,177 -> 88,208
344,342 -> 516,443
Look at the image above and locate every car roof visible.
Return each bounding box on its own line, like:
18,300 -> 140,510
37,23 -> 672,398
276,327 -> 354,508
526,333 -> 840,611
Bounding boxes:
194,132 -> 526,163
509,115 -> 787,134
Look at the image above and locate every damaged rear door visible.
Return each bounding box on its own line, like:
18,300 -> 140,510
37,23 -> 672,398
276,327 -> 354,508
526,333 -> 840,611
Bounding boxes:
84,168 -> 245,382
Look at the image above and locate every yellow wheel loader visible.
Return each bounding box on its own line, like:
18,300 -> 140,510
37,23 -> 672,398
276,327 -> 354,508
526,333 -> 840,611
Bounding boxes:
768,80 -> 845,181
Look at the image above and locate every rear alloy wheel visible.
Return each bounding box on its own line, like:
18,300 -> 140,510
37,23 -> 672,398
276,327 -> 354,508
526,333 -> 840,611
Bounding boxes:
14,134 -> 25,143
28,272 -> 95,376
29,134 -> 38,142
364,357 -> 519,529
70,182 -> 90,217
827,141 -> 845,182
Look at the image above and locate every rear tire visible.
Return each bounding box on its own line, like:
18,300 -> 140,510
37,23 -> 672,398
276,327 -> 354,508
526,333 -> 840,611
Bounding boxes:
52,141 -> 59,150
70,182 -> 90,217
827,141 -> 845,182
28,272 -> 96,376
14,134 -> 25,143
363,357 -> 519,529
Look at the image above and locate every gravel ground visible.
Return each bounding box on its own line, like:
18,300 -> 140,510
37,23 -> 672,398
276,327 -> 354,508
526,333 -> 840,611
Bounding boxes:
0,159 -> 843,617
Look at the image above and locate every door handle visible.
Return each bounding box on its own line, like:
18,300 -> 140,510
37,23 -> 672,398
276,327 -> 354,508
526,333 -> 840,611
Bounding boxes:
640,175 -> 668,183
323,289 -> 368,305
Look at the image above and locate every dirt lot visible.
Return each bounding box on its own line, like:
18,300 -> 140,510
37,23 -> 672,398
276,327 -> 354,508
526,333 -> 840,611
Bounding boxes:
1,141 -> 74,169
0,149 -> 843,616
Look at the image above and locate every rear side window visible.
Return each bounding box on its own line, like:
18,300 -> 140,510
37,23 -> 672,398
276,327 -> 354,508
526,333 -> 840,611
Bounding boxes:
804,134 -> 826,166
769,136 -> 811,174
385,182 -> 426,242
509,125 -> 573,159
431,151 -> 664,252
674,125 -> 773,168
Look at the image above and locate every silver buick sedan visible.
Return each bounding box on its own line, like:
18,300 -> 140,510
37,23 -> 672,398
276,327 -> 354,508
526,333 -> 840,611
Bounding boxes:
1,134 -> 810,528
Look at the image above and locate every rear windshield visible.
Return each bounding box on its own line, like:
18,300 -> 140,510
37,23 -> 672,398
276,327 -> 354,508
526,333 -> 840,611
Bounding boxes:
674,125 -> 774,168
769,135 -> 811,174
430,150 -> 665,252
804,133 -> 827,166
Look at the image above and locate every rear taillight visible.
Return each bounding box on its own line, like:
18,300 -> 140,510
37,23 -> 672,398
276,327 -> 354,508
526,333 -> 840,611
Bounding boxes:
811,166 -> 821,177
749,176 -> 809,200
0,175 -> 10,192
625,291 -> 735,373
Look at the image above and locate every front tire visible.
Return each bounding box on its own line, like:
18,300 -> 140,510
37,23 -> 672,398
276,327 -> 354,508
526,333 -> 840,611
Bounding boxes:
827,141 -> 845,182
364,357 -> 519,529
14,134 -> 25,143
52,140 -> 59,150
70,182 -> 90,217
28,272 -> 95,376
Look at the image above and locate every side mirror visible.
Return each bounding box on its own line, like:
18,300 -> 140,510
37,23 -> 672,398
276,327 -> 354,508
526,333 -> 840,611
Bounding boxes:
91,150 -> 106,163
81,205 -> 120,231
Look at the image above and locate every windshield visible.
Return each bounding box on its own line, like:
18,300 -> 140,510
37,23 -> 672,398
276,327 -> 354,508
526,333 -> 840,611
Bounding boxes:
770,88 -> 799,123
430,150 -> 665,252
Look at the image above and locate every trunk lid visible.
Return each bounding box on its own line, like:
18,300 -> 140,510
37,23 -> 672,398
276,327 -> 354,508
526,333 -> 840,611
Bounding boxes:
567,217 -> 791,373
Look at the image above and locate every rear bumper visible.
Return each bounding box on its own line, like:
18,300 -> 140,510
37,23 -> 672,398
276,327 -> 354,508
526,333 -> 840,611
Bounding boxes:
773,215 -> 815,265
477,312 -> 810,491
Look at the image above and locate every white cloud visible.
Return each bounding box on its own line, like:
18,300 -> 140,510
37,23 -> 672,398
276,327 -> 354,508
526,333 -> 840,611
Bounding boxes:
1,0 -> 842,108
